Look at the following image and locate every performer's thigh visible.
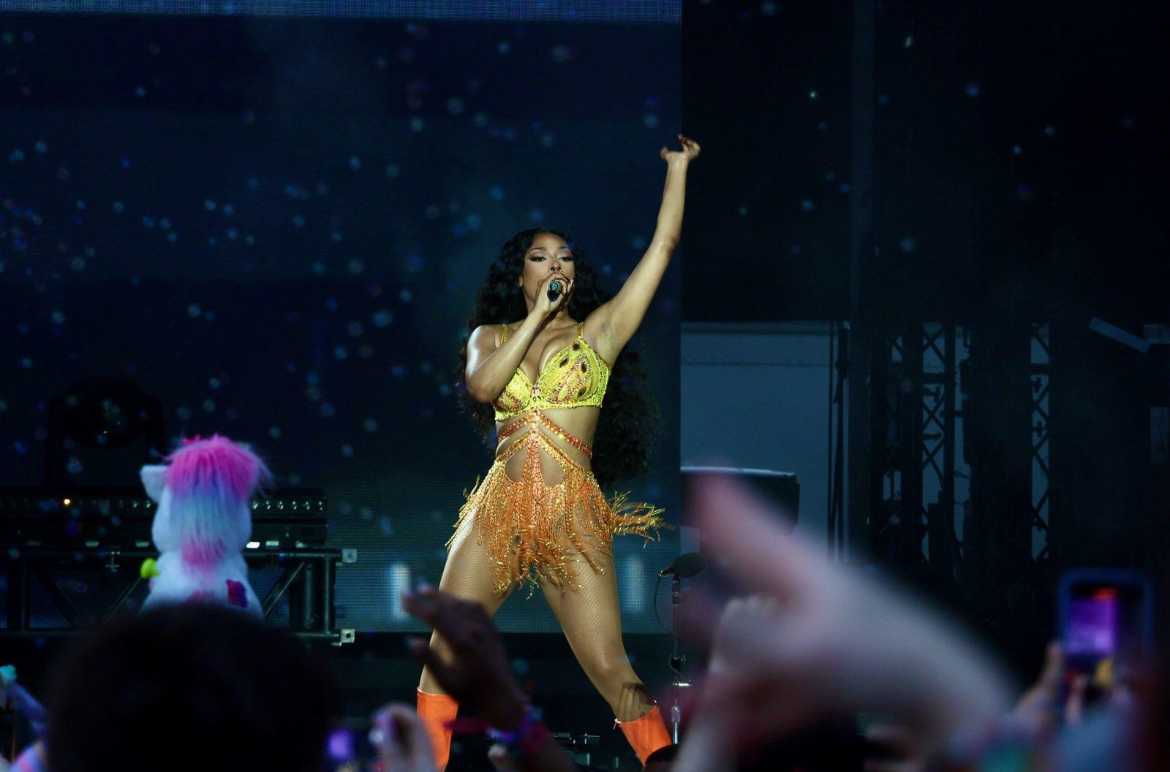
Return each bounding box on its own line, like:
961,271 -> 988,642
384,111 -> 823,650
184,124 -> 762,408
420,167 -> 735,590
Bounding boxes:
541,548 -> 650,719
436,511 -> 511,615
420,512 -> 511,693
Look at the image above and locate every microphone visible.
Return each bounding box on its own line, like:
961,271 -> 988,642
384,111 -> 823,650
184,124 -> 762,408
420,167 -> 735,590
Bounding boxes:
658,552 -> 705,578
546,279 -> 564,303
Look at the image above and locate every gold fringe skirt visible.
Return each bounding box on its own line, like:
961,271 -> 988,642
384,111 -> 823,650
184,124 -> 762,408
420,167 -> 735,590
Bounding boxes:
448,412 -> 664,594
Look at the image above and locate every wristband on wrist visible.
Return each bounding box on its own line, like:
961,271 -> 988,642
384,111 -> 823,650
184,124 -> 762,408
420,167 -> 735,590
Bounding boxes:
485,704 -> 550,756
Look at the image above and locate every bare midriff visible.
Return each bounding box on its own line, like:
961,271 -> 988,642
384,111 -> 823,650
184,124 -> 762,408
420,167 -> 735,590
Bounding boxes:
495,406 -> 599,484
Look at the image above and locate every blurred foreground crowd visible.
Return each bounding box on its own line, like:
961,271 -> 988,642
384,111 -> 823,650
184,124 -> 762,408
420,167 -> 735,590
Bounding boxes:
2,477 -> 1164,772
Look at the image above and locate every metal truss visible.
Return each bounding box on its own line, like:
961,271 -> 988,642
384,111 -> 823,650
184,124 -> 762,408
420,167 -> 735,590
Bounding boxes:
1030,322 -> 1052,562
870,322 -> 962,576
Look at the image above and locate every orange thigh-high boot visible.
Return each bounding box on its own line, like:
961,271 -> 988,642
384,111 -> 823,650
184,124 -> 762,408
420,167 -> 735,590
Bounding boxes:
416,688 -> 459,769
616,704 -> 672,764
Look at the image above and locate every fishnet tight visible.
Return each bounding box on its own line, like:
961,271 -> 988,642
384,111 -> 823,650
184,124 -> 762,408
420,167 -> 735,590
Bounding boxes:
418,506 -> 654,722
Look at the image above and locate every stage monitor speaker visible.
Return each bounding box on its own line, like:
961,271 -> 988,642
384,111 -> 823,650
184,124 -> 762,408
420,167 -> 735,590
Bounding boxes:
681,466 -> 799,529
675,467 -> 801,665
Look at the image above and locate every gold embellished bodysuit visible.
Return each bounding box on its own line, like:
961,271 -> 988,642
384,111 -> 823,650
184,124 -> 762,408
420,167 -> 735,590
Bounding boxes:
450,322 -> 663,593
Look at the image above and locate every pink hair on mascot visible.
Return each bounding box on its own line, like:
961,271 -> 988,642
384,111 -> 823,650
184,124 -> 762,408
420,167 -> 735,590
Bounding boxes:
139,435 -> 270,616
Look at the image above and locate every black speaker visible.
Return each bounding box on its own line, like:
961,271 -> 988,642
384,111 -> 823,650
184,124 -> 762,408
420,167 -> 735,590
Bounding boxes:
675,466 -> 802,668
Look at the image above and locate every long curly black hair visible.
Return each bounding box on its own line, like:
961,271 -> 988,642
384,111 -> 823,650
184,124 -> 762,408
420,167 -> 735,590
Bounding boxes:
456,228 -> 658,489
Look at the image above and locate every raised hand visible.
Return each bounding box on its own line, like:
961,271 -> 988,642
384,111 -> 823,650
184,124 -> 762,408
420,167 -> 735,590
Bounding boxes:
673,475 -> 1013,771
487,743 -> 521,772
404,588 -> 528,730
659,134 -> 701,165
369,703 -> 437,772
404,589 -> 580,772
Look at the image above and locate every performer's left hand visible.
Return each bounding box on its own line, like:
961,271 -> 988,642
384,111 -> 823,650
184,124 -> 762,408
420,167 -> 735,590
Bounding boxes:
403,587 -> 529,730
660,134 -> 701,165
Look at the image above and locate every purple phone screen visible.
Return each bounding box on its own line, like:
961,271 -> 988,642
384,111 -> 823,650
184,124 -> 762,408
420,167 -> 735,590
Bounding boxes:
1065,588 -> 1118,656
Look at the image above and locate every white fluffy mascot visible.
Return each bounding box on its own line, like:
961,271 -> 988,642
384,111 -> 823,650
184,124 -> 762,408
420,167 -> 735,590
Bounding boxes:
138,435 -> 268,616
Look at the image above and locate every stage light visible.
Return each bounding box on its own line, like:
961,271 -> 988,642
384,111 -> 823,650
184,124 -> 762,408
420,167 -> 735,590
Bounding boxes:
246,541 -> 260,549
621,555 -> 646,614
388,563 -> 412,621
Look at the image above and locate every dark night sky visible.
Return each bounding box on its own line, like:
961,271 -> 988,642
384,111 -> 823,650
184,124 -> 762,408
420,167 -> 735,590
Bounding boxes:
683,0 -> 1170,323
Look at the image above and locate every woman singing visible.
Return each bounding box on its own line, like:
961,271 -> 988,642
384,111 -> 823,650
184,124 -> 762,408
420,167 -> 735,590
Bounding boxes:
417,135 -> 700,768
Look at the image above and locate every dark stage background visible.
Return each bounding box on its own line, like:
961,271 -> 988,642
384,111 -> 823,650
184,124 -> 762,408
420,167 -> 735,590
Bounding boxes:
683,0 -> 1170,323
0,6 -> 681,634
681,0 -> 1170,677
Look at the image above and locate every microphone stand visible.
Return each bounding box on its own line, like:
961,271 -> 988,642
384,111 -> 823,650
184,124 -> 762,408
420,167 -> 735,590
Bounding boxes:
660,552 -> 703,744
668,570 -> 686,743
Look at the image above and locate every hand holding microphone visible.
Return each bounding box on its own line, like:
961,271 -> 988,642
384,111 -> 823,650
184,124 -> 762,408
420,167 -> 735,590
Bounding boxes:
535,274 -> 572,316
547,279 -> 564,303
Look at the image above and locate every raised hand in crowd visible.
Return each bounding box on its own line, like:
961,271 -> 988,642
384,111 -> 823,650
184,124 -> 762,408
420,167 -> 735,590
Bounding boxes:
487,743 -> 522,772
673,475 -> 1014,771
368,703 -> 437,772
403,587 -> 578,772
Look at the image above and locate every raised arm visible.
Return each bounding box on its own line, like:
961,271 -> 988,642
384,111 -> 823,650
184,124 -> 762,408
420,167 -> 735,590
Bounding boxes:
464,275 -> 573,403
592,135 -> 700,356
404,588 -> 580,772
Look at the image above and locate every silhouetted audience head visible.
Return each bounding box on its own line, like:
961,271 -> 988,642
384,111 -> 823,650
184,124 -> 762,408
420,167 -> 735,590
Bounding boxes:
45,603 -> 336,772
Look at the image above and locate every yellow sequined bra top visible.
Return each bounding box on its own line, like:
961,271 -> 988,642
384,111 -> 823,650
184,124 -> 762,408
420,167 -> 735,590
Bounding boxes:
493,322 -> 611,422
